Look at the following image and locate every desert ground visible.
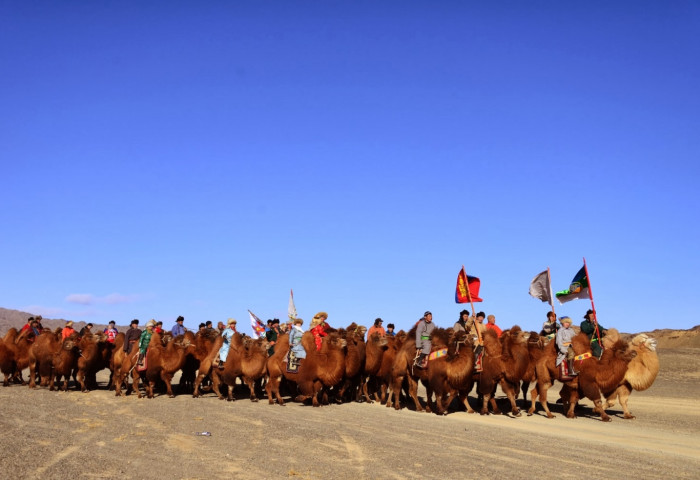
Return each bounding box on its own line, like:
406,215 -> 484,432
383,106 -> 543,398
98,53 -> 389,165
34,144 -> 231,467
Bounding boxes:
1,347 -> 698,480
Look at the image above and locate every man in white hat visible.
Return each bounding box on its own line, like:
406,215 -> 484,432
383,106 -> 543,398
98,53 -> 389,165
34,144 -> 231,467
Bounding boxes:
217,318 -> 237,369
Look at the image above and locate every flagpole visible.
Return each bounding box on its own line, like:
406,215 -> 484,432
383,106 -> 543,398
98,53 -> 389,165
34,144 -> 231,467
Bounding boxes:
582,257 -> 601,344
547,267 -> 556,316
463,265 -> 483,345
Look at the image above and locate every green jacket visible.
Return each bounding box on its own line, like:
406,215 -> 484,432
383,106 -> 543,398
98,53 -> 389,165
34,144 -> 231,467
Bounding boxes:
139,330 -> 153,354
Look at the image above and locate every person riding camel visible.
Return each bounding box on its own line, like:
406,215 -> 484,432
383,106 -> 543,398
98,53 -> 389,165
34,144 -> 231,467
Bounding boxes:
581,309 -> 607,359
218,318 -> 237,369
266,319 -> 280,356
287,317 -> 306,369
61,321 -> 76,341
540,311 -> 558,338
123,319 -> 141,354
366,318 -> 386,340
453,309 -> 469,334
415,311 -> 435,369
310,312 -> 330,351
137,319 -> 156,366
555,315 -> 578,378
466,312 -> 486,371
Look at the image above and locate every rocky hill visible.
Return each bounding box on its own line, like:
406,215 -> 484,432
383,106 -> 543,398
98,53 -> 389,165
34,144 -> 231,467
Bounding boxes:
0,307 -> 124,334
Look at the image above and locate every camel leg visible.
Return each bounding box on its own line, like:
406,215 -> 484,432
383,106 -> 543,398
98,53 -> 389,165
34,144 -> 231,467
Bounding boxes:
537,381 -> 555,419
28,363 -> 37,389
617,386 -> 635,419
459,392 -> 475,414
407,377 -> 424,412
245,378 -> 258,402
593,399 -> 611,422
502,381 -> 521,417
527,385 -> 539,416
78,371 -> 87,393
391,376 -> 404,410
161,372 -> 175,398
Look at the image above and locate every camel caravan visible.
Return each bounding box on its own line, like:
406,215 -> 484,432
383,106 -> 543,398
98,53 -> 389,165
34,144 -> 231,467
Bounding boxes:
0,311 -> 660,422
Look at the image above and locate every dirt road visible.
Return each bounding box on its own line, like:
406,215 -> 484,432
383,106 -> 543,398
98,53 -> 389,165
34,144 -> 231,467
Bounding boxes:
2,348 -> 698,479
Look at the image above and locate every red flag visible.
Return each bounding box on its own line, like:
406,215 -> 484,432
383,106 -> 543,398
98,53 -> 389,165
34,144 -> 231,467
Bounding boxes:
455,267 -> 483,303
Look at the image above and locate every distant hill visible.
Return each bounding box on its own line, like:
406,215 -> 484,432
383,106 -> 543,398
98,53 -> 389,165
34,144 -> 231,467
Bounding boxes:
0,307 -> 127,335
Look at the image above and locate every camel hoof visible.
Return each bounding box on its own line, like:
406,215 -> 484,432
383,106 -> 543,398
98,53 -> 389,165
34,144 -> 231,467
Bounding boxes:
546,413 -> 555,419
624,414 -> 636,419
601,416 -> 611,422
251,398 -> 258,403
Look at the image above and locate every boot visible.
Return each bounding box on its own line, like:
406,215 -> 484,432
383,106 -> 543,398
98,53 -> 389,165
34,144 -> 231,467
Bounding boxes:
568,359 -> 578,376
415,353 -> 427,369
218,360 -> 224,370
137,353 -> 144,366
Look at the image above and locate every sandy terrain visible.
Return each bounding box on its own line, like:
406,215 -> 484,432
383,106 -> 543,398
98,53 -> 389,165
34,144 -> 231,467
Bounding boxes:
2,347 -> 698,480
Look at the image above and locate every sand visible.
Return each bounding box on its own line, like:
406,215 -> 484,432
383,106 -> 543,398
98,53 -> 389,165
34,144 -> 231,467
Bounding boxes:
1,347 -> 698,480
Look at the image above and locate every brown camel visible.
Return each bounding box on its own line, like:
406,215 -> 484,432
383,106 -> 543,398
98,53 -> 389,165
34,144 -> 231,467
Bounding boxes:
0,332 -> 16,386
336,324 -> 367,403
108,333 -> 126,392
387,325 -> 448,413
478,326 -> 531,416
75,332 -> 112,392
182,330 -> 224,398
114,346 -> 140,397
135,332 -> 194,399
427,329 -> 475,415
28,329 -> 68,389
520,331 -> 548,413
0,328 -> 34,386
212,333 -> 269,401
376,331 -> 406,405
604,333 -> 659,419
361,331 -> 389,403
266,331 -> 347,407
561,333 -> 637,421
5,327 -> 36,385
50,336 -> 80,392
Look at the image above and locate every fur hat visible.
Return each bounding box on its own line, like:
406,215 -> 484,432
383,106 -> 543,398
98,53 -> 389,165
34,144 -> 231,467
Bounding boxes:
176,316 -> 184,322
387,323 -> 395,329
131,319 -> 139,326
272,318 -> 280,325
146,319 -> 156,328
65,321 -> 73,328
109,320 -> 116,325
293,317 -> 304,325
310,312 -> 328,328
558,316 -> 571,325
227,318 -> 237,325
424,311 -> 432,317
459,309 -> 469,317
374,318 -> 383,326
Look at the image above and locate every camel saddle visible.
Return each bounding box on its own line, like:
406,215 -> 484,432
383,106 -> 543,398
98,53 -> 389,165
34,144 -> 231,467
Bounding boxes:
286,350 -> 301,373
137,349 -> 149,372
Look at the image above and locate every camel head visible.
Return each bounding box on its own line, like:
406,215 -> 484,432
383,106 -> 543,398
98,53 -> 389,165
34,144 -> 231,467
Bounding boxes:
631,333 -> 657,352
451,330 -> 472,354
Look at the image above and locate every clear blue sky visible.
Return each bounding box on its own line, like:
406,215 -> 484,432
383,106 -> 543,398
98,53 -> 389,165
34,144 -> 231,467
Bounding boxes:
2,2 -> 698,334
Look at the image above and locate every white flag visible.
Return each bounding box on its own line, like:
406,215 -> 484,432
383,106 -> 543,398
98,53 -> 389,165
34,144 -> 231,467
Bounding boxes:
288,289 -> 297,320
529,269 -> 553,305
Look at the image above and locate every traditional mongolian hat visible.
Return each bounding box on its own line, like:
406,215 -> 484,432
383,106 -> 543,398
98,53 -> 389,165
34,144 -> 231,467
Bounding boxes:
310,312 -> 328,328
293,318 -> 304,325
146,319 -> 156,328
227,318 -> 237,325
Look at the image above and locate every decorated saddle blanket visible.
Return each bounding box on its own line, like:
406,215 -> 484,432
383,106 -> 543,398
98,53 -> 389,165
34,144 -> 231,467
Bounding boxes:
286,350 -> 300,373
137,349 -> 149,372
428,348 -> 448,361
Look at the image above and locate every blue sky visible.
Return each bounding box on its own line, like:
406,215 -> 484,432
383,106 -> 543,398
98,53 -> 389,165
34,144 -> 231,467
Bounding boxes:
2,2 -> 698,334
